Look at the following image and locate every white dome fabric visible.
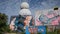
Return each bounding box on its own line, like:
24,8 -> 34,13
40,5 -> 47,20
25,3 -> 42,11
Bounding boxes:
21,2 -> 29,9
19,9 -> 31,15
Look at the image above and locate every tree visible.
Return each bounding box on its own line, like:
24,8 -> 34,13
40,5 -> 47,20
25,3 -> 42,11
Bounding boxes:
0,13 -> 10,34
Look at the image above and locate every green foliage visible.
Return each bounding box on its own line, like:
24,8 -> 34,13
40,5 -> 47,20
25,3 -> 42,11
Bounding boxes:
0,13 -> 11,34
37,32 -> 41,34
0,13 -> 7,25
47,32 -> 57,34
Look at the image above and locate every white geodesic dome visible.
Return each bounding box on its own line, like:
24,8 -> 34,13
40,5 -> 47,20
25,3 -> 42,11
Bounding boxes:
19,9 -> 31,15
20,2 -> 29,9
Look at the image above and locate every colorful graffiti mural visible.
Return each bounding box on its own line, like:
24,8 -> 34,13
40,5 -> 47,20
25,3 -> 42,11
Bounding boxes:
26,26 -> 46,34
9,1 -> 60,34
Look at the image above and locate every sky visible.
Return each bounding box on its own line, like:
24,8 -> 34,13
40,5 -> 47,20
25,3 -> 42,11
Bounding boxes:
0,0 -> 60,24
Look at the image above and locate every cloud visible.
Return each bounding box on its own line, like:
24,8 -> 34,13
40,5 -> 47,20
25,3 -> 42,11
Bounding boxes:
41,0 -> 60,9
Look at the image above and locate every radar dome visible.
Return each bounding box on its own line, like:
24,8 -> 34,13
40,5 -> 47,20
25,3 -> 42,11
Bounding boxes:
19,9 -> 31,15
21,2 -> 29,9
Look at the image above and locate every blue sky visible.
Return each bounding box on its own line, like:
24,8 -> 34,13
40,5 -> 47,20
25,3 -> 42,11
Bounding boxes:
0,0 -> 60,24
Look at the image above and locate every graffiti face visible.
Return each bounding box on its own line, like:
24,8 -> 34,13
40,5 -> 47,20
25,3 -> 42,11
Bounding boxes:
24,16 -> 32,27
24,16 -> 32,26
